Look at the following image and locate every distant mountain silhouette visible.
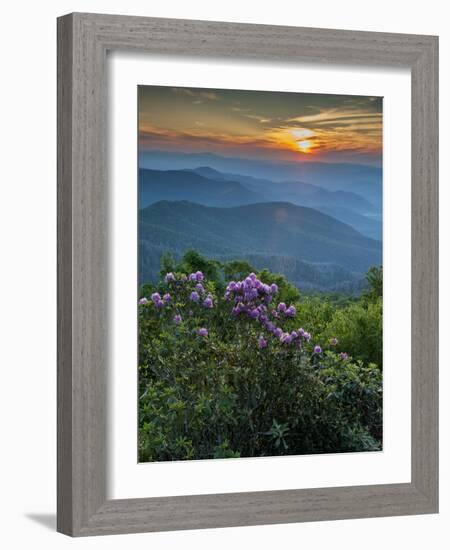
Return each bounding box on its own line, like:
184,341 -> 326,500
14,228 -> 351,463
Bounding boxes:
184,166 -> 228,180
139,168 -> 264,208
318,206 -> 381,241
188,166 -> 374,211
186,167 -> 381,239
139,150 -> 382,205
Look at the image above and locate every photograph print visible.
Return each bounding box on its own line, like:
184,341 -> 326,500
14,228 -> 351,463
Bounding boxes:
138,85 -> 383,462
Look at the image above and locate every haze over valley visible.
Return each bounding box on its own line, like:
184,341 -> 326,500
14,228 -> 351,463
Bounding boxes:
138,154 -> 382,292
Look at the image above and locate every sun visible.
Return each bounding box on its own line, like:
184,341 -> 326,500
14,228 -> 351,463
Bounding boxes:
297,140 -> 312,153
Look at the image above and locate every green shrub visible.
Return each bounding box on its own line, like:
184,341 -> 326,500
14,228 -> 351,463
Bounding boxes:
138,252 -> 383,462
320,300 -> 382,368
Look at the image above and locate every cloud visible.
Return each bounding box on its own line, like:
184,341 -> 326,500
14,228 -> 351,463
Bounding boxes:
242,113 -> 272,123
260,105 -> 383,155
287,107 -> 382,132
231,106 -> 251,112
139,92 -> 382,164
171,87 -> 220,101
200,91 -> 219,101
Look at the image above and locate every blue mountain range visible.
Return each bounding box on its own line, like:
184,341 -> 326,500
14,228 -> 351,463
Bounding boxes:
138,154 -> 382,293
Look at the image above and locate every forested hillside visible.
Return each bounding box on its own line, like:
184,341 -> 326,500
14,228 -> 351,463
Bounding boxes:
139,200 -> 381,292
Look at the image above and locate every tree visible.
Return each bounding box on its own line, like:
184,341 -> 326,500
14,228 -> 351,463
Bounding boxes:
363,266 -> 383,303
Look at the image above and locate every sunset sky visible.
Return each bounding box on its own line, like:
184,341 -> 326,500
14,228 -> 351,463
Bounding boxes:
138,86 -> 383,166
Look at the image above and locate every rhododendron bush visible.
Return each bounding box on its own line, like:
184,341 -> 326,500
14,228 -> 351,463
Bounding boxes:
138,252 -> 382,461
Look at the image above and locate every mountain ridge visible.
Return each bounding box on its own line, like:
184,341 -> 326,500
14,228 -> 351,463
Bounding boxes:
139,200 -> 381,287
139,166 -> 381,238
139,150 -> 382,197
139,168 -> 265,208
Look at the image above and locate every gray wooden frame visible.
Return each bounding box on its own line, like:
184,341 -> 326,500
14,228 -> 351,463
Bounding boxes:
57,12 -> 438,537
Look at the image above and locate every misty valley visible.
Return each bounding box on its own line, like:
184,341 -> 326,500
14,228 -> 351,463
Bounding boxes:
138,153 -> 382,294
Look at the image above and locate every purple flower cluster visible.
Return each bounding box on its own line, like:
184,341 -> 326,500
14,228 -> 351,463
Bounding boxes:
140,270 -> 349,359
276,302 -> 296,318
226,273 -> 278,317
275,328 -> 313,346
226,273 -> 304,348
203,294 -> 214,308
190,289 -> 214,309
190,291 -> 200,303
163,269 -> 214,332
151,292 -> 165,309
163,270 -> 205,285
294,327 -> 309,341
258,336 -> 268,349
139,290 -> 174,310
164,272 -> 176,283
189,271 -> 204,282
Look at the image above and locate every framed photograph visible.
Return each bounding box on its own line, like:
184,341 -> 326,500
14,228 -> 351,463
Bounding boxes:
57,13 -> 438,536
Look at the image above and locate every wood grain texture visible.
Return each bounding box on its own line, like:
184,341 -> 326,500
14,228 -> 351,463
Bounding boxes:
57,12 -> 439,537
57,13 -> 74,535
410,37 -> 439,506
